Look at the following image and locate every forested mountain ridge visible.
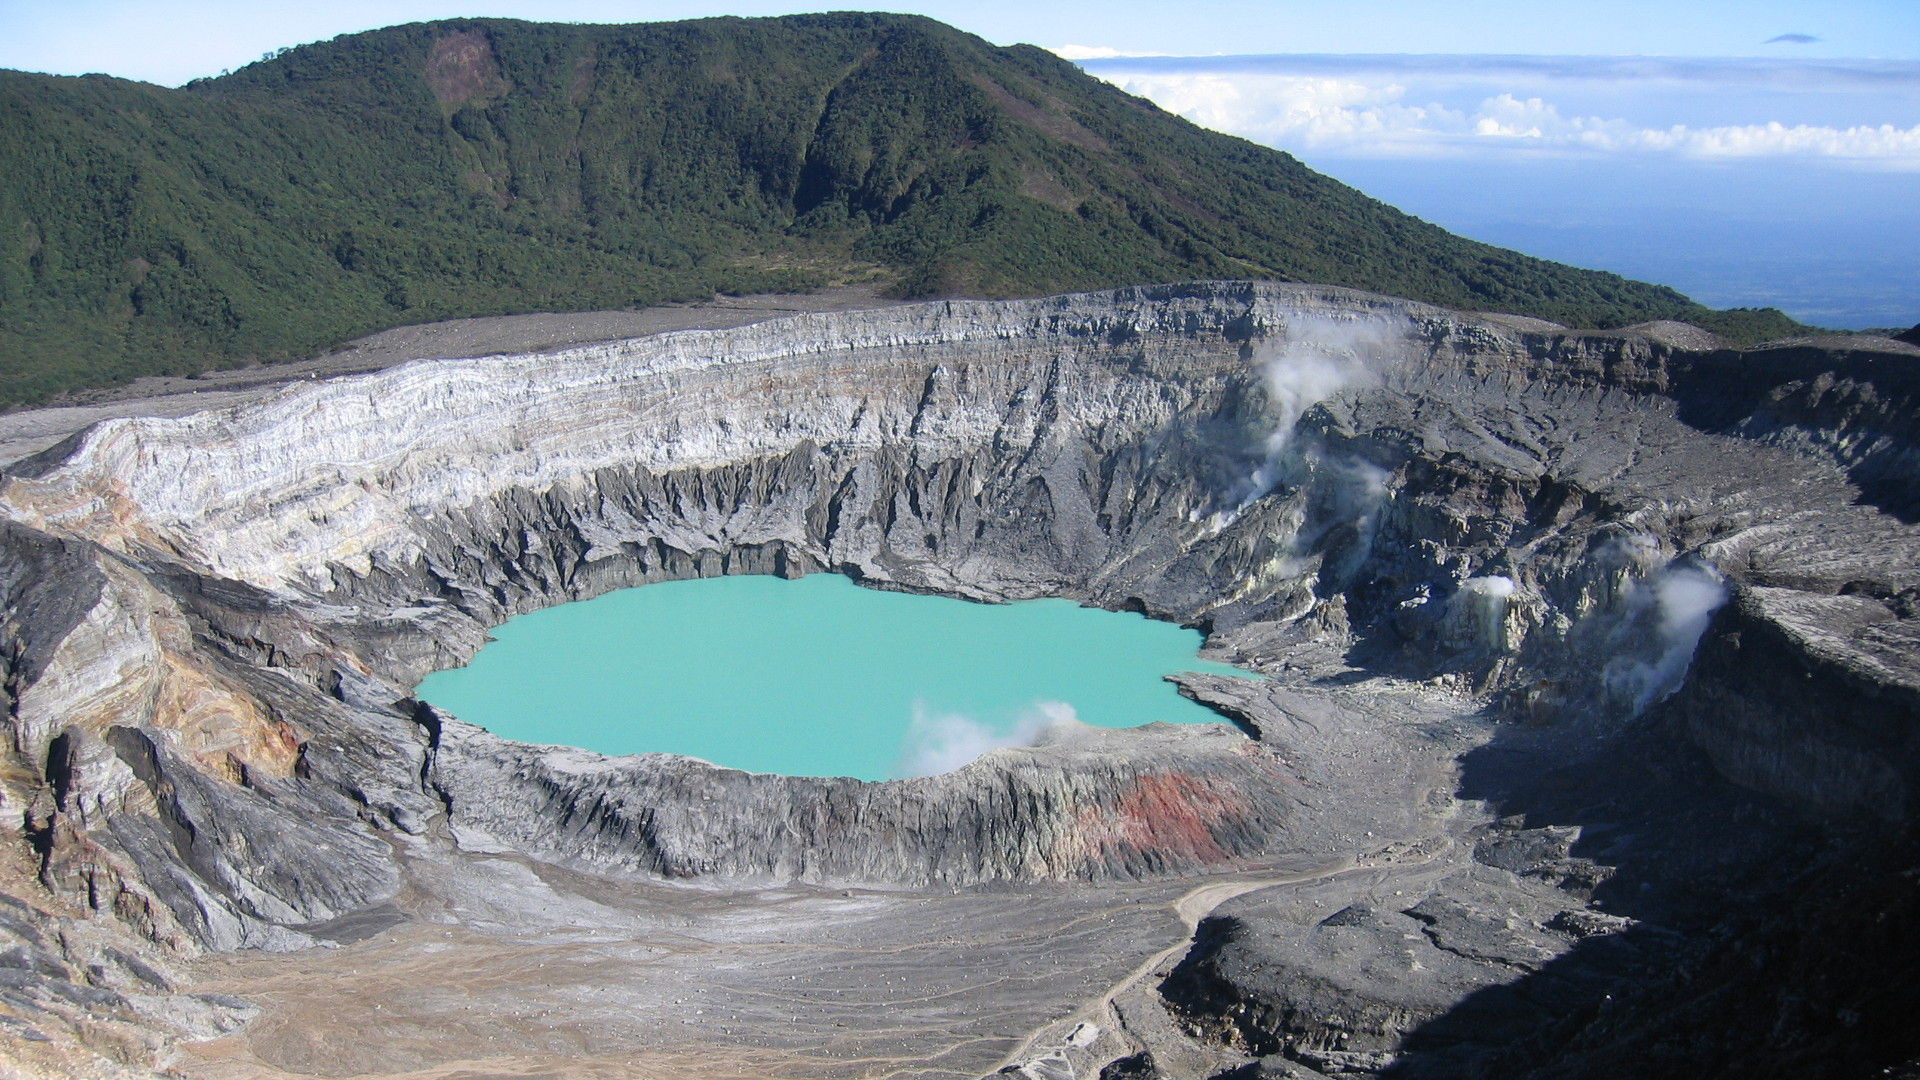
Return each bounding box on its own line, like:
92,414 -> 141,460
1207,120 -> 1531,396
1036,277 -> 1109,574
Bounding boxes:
0,13 -> 1799,406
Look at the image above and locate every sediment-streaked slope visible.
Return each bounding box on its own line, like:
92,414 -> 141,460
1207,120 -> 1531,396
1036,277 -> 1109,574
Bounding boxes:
0,281 -> 1914,1077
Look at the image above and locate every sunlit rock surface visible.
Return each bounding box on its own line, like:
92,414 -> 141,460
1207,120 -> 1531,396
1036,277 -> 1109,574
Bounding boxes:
0,281 -> 1916,1078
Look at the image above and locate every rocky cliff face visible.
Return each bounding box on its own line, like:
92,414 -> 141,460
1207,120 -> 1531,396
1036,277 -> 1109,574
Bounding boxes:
0,281 -> 1915,1077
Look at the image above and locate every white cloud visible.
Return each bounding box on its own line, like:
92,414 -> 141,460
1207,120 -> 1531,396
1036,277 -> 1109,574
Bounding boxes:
1107,71 -> 1465,153
1461,92 -> 1920,164
1621,120 -> 1920,161
1088,58 -> 1920,170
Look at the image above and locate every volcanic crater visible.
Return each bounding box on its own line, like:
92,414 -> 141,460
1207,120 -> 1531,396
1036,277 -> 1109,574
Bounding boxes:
1,281 -> 1917,1079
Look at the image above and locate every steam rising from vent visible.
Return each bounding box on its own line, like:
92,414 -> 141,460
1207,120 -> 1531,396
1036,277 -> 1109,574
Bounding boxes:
1270,454 -> 1393,584
1593,530 -> 1664,573
1601,560 -> 1730,713
1454,575 -> 1517,651
1197,314 -> 1409,530
893,701 -> 1078,779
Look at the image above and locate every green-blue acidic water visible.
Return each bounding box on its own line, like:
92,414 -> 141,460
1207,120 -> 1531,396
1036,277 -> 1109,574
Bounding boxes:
415,573 -> 1253,781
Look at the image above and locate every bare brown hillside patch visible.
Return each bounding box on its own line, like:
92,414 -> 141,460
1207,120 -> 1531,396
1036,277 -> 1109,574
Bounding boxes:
969,75 -> 1110,153
569,49 -> 597,105
1018,167 -> 1081,212
425,29 -> 509,107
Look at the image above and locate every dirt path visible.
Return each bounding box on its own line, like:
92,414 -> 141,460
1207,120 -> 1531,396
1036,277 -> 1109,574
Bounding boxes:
987,832 -> 1461,1079
987,860 -> 1353,1075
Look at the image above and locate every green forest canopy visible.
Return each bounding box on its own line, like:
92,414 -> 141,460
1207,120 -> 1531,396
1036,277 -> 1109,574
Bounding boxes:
0,13 -> 1803,407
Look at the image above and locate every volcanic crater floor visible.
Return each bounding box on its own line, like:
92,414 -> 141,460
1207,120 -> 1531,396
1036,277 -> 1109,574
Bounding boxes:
171,671 -> 1483,1080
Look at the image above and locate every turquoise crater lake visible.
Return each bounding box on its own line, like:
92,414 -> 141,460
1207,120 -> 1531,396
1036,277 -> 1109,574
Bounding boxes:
415,573 -> 1251,781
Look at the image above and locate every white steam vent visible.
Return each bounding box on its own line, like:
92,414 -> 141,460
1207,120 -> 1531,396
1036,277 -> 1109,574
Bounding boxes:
1601,560 -> 1730,713
1197,312 -> 1413,530
893,701 -> 1080,779
1456,575 -> 1518,652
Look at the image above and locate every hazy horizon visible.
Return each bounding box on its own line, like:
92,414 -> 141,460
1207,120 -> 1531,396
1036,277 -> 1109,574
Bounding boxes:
1081,51 -> 1918,329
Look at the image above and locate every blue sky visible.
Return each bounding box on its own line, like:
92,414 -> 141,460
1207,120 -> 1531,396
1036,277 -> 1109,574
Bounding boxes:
3,1 -> 1915,326
5,0 -> 1915,87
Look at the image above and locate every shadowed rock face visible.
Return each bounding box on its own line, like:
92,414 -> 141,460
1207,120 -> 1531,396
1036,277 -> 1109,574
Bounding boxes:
0,281 -> 1917,1077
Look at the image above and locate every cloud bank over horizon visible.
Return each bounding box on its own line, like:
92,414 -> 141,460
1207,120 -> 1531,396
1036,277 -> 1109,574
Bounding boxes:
1075,54 -> 1920,169
1071,51 -> 1920,328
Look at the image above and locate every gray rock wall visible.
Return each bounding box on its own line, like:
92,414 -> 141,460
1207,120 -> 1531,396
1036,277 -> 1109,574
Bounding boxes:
0,281 -> 1913,965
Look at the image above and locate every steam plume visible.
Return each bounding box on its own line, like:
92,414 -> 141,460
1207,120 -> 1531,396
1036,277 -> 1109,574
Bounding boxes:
1452,575 -> 1517,651
1601,559 -> 1729,713
892,701 -> 1078,779
1199,314 -> 1407,529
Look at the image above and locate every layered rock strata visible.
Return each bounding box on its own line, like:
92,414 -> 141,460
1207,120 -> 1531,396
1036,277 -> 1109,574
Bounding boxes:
0,281 -> 1915,1076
